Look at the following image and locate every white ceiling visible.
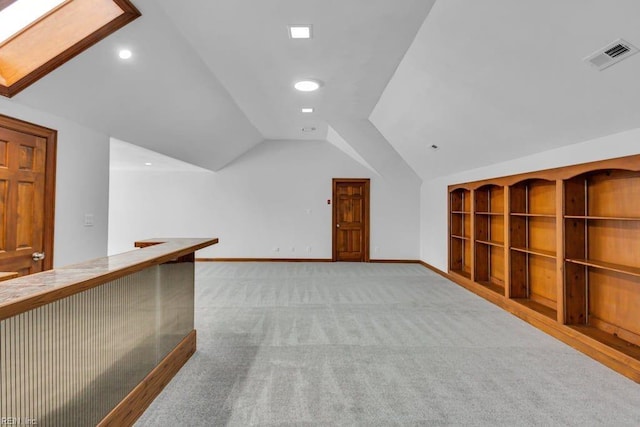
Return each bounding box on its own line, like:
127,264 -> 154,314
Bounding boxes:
8,1 -> 640,178
371,0 -> 640,180
110,138 -> 211,172
12,0 -> 264,171
153,0 -> 434,141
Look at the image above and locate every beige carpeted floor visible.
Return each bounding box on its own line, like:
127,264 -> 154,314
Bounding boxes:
135,262 -> 640,426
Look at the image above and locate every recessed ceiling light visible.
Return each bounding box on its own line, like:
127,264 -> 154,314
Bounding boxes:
119,49 -> 132,59
144,162 -> 152,166
289,25 -> 312,39
294,80 -> 321,92
301,107 -> 314,113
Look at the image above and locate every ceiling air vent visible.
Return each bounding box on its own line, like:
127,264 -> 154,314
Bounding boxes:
584,38 -> 639,71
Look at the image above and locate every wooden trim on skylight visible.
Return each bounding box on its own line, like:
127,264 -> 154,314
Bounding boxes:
0,0 -> 141,98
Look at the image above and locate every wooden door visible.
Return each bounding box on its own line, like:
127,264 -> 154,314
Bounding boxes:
332,178 -> 370,262
0,115 -> 56,276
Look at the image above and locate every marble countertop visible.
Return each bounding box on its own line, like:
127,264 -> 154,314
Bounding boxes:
0,237 -> 218,321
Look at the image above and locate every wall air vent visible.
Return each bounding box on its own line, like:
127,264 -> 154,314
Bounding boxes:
584,38 -> 639,71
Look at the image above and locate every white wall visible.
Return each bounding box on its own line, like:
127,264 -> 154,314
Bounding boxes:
420,127 -> 640,271
109,139 -> 420,260
108,168 -> 216,255
0,98 -> 110,267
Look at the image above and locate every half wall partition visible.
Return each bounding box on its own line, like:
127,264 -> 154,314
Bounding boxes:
0,238 -> 217,426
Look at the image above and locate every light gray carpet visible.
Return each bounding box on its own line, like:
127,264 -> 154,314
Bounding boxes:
135,262 -> 640,426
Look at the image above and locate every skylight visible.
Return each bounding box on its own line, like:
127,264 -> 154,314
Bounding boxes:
0,0 -> 66,45
0,0 -> 140,97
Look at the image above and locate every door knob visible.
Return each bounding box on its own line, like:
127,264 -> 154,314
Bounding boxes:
32,252 -> 45,261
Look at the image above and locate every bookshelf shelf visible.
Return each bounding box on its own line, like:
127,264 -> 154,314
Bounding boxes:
565,258 -> 640,278
476,239 -> 504,247
511,246 -> 556,259
564,215 -> 640,221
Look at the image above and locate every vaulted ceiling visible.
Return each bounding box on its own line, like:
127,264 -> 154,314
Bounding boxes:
8,0 -> 640,178
371,0 -> 640,180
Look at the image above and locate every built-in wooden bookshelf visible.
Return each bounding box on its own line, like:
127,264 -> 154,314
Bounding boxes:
474,185 -> 505,295
509,179 -> 558,319
450,188 -> 471,279
447,154 -> 640,383
564,169 -> 640,348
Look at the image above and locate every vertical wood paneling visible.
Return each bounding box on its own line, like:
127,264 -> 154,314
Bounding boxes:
528,180 -> 556,215
490,216 -> 503,243
490,246 -> 505,285
528,217 -> 556,253
588,170 -> 640,217
529,255 -> 556,307
474,243 -> 488,282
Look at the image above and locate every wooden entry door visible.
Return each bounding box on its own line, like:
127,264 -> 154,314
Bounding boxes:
0,115 -> 56,276
332,178 -> 370,262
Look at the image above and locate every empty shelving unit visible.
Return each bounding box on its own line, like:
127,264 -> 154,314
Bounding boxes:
450,187 -> 472,279
509,179 -> 559,319
474,184 -> 506,295
446,154 -> 640,382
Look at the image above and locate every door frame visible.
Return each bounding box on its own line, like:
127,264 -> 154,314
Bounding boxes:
332,178 -> 370,262
0,114 -> 57,271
